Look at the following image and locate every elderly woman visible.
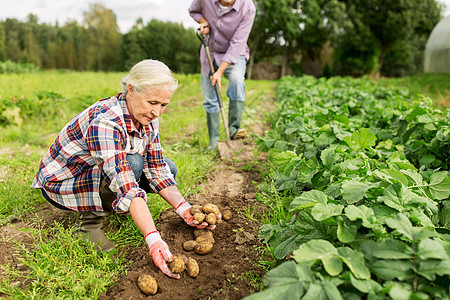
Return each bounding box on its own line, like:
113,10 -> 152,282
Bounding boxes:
32,59 -> 216,279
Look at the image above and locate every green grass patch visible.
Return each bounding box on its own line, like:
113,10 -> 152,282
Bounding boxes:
378,73 -> 450,107
0,222 -> 126,299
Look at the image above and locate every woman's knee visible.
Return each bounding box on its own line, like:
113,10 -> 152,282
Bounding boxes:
126,153 -> 144,180
165,158 -> 177,179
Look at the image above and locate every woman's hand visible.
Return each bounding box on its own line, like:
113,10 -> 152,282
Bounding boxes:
146,231 -> 180,279
176,201 -> 215,230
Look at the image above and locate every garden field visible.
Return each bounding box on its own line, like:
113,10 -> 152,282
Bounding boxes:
0,71 -> 449,299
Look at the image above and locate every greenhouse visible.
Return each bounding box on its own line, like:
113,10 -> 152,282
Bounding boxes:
424,15 -> 450,74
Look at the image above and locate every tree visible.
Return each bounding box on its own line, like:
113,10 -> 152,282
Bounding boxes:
335,0 -> 442,78
251,0 -> 345,77
83,3 -> 121,71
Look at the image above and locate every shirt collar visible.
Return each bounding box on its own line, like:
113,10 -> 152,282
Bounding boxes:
215,0 -> 239,12
117,92 -> 145,136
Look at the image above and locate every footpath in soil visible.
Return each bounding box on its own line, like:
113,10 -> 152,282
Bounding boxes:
99,140 -> 269,300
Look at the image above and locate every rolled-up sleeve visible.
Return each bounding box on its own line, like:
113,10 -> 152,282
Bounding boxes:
86,118 -> 147,213
189,0 -> 204,22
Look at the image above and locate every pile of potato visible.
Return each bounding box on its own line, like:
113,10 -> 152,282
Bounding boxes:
183,203 -> 232,255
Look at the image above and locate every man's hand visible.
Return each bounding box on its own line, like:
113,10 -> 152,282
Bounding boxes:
145,231 -> 180,279
199,20 -> 210,35
176,201 -> 215,229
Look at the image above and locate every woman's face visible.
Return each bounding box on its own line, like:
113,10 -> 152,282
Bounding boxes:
126,84 -> 172,129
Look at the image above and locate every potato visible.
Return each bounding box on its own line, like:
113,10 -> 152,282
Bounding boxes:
193,212 -> 206,223
192,204 -> 203,211
169,255 -> 185,274
137,274 -> 158,295
193,229 -> 213,239
183,240 -> 198,251
202,203 -> 220,215
222,210 -> 232,220
196,234 -> 215,244
185,257 -> 199,278
194,242 -> 213,255
205,213 -> 217,225
190,207 -> 202,215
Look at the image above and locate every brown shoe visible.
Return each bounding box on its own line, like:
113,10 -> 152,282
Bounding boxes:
232,128 -> 247,140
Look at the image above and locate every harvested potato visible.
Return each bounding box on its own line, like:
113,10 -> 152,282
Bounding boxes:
192,204 -> 203,211
202,203 -> 220,215
183,240 -> 198,251
193,229 -> 213,239
169,255 -> 185,274
205,212 -> 217,225
222,210 -> 232,220
193,212 -> 206,223
190,207 -> 202,215
137,274 -> 158,295
196,234 -> 215,244
194,242 -> 214,254
185,257 -> 199,278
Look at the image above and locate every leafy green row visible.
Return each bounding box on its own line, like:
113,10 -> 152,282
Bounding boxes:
249,76 -> 450,299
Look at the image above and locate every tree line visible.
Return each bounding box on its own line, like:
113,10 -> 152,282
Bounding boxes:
0,1 -> 444,77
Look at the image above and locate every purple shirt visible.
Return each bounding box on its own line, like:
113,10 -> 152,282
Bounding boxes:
189,0 -> 256,74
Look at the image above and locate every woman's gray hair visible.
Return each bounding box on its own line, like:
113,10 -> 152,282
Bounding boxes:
121,59 -> 178,94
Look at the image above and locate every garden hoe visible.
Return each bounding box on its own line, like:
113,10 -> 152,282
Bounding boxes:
196,29 -> 244,159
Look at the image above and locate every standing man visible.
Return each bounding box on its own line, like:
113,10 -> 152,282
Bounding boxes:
189,0 -> 256,150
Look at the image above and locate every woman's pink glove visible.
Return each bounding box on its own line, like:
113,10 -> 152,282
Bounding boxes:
175,201 -> 215,230
145,231 -> 180,279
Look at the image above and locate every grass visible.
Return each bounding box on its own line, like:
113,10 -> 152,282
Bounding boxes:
377,73 -> 450,108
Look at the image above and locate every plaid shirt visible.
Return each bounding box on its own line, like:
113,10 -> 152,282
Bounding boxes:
32,93 -> 176,213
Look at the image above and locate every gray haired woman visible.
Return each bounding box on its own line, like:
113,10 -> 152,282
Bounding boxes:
32,59 -> 220,279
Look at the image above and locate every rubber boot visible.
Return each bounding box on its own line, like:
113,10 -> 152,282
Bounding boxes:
228,100 -> 247,139
79,211 -> 115,253
206,112 -> 220,150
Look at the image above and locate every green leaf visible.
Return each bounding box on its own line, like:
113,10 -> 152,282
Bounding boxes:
417,259 -> 450,281
337,247 -> 371,280
349,274 -> 382,294
385,213 -> 414,241
303,282 -> 343,300
374,169 -> 409,186
401,169 -> 423,186
341,179 -> 374,204
244,262 -> 310,300
311,203 -> 344,221
407,209 -> 434,227
274,234 -> 302,260
388,286 -> 412,300
290,190 -> 330,212
379,183 -> 423,212
440,201 -> 450,228
426,171 -> 450,200
293,239 -> 338,264
372,240 -> 413,259
337,217 -> 357,243
345,205 -> 379,228
344,128 -> 377,152
417,238 -> 449,260
372,260 -> 414,280
273,151 -> 303,175
321,148 -> 340,169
